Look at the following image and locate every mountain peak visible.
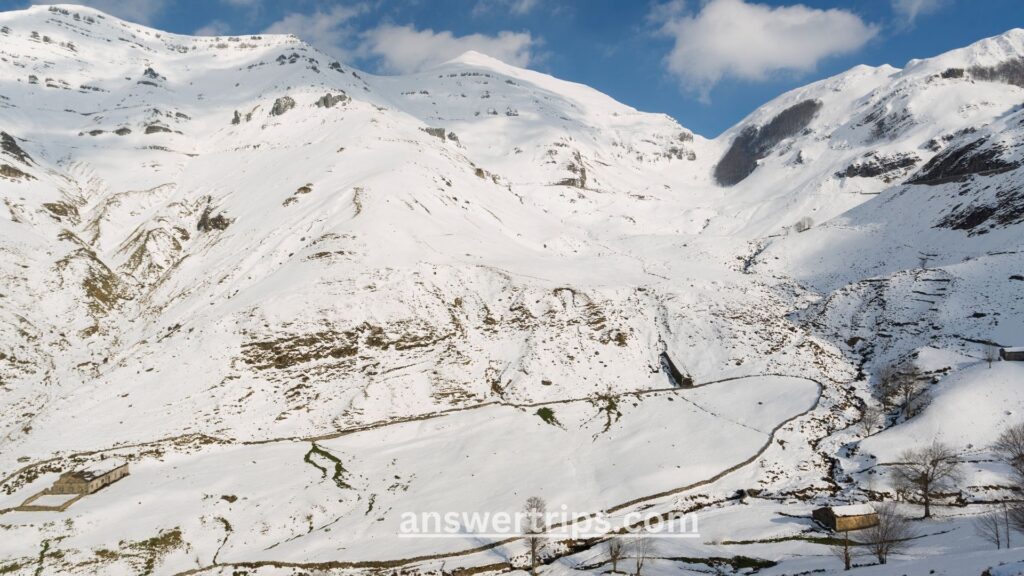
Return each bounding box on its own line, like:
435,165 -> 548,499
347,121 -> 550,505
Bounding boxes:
445,50 -> 511,68
904,27 -> 1024,74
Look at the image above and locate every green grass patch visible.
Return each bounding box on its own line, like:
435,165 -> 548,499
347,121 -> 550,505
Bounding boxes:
719,534 -> 842,546
592,394 -> 621,432
666,555 -> 777,571
33,540 -> 50,576
304,443 -> 352,489
536,407 -> 561,427
131,529 -> 183,553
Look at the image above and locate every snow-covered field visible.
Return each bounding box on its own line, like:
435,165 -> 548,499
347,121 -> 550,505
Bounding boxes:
1,4 -> 1023,575
0,376 -> 819,570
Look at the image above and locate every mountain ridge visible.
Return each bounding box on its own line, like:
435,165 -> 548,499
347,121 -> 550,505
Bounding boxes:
0,5 -> 1023,576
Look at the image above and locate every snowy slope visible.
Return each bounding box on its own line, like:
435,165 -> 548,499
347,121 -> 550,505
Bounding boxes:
1,5 -> 1023,576
707,31 -> 1024,238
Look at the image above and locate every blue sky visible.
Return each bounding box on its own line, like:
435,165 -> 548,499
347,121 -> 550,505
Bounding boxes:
10,0 -> 1024,136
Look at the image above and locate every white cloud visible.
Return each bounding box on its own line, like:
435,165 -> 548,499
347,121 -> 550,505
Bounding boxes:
892,0 -> 947,24
472,0 -> 540,17
358,24 -> 536,74
646,0 -> 686,24
509,0 -> 539,15
262,4 -> 537,75
194,20 -> 231,37
263,4 -> 367,57
655,0 -> 878,100
54,0 -> 166,24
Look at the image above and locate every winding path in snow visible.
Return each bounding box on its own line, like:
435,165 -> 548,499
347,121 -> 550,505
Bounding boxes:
0,374 -> 828,574
165,374 -> 826,576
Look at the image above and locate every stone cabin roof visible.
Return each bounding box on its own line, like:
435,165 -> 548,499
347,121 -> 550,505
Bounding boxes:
830,504 -> 876,517
61,461 -> 127,482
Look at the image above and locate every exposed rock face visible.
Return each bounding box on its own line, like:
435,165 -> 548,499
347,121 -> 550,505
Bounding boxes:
197,204 -> 232,232
0,163 -> 34,180
419,126 -> 460,144
665,132 -> 697,160
42,201 -> 80,223
314,92 -> 348,108
862,100 -> 915,142
909,137 -> 1018,185
659,352 -> 694,387
837,152 -> 921,182
714,99 -> 823,186
924,127 -> 978,152
144,124 -> 171,134
1,131 -> 32,164
270,96 -> 296,116
936,182 -> 1024,234
420,127 -> 446,140
138,67 -> 165,87
556,150 -> 588,188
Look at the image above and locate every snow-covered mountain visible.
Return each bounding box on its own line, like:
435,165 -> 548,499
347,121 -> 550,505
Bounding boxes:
0,5 -> 1022,575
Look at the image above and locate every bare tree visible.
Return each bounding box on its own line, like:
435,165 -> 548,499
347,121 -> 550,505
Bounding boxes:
1004,502 -> 1013,548
877,361 -> 899,387
992,423 -> 1024,541
856,502 -> 914,564
975,511 -> 1004,549
859,405 -> 884,436
606,538 -> 625,573
993,422 -> 1024,481
875,363 -> 898,408
829,530 -> 858,570
985,345 -> 1000,369
794,216 -> 814,233
892,439 -> 961,518
632,536 -> 655,576
523,496 -> 547,575
876,361 -> 922,417
1010,503 -> 1024,532
893,363 -> 924,418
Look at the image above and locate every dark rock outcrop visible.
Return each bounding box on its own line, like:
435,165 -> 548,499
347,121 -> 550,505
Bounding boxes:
556,150 -> 588,188
0,164 -> 34,180
936,185 -> 1024,234
421,127 -> 446,140
270,96 -> 296,116
659,352 -> 694,388
837,152 -> 920,182
314,92 -> 348,108
1,131 -> 33,164
909,137 -> 1017,185
197,204 -> 232,232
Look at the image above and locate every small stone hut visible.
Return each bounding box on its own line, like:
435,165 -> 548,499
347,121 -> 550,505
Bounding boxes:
51,462 -> 129,495
812,504 -> 879,532
1000,347 -> 1024,361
